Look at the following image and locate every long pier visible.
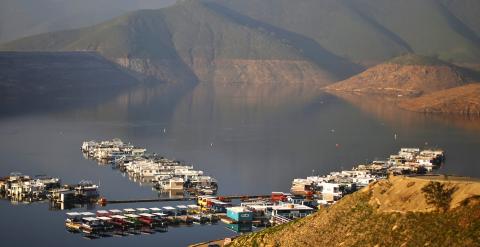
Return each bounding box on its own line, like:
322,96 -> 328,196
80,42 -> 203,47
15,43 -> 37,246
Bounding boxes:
105,195 -> 271,204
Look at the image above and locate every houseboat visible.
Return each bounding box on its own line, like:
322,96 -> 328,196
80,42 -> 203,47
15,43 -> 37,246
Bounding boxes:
74,181 -> 99,201
271,203 -> 314,219
80,217 -> 104,234
226,207 -> 253,223
156,177 -> 185,190
65,212 -> 83,232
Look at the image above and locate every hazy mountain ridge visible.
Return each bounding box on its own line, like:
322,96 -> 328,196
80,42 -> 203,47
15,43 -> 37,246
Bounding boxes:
214,0 -> 480,65
0,0 -> 336,84
0,0 -> 176,43
1,0 -> 480,86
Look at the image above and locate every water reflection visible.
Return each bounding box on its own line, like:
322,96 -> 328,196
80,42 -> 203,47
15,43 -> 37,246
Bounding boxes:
0,81 -> 480,246
329,92 -> 480,132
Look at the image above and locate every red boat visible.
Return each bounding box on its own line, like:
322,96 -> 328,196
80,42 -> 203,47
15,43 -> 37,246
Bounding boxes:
110,215 -> 134,230
139,213 -> 168,229
271,192 -> 291,202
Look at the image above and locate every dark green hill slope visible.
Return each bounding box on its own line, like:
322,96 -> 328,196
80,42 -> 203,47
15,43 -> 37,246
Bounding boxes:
215,0 -> 480,65
440,0 -> 480,40
213,0 -> 410,65
347,0 -> 480,64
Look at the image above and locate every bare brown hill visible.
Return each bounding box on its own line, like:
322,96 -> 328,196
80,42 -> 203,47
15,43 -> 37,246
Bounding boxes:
228,175 -> 480,247
399,83 -> 480,115
326,54 -> 470,96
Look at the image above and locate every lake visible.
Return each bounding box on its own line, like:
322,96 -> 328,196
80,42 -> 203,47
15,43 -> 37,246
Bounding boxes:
1,82 -> 479,246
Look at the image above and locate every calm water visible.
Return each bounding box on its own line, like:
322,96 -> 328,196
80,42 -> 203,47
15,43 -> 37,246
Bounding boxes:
1,82 -> 480,246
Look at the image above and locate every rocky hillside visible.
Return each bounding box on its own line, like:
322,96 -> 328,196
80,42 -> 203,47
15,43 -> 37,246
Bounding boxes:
229,175 -> 480,247
399,83 -> 480,115
0,0 -> 340,85
2,0 -> 480,85
326,54 -> 471,96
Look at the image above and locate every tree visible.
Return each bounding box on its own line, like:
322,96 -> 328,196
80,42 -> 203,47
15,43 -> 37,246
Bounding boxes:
421,181 -> 457,212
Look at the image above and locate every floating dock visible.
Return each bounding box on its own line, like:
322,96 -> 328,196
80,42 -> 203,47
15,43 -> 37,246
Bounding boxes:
102,195 -> 271,205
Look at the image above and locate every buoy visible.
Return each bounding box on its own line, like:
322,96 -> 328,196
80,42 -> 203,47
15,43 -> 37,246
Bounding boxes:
336,144 -> 340,148
97,197 -> 107,206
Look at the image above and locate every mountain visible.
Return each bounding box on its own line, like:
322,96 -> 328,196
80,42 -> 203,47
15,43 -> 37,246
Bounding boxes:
214,0 -> 480,65
0,0 -> 176,43
1,0 -> 480,85
229,175 -> 480,247
0,0 -> 338,85
326,54 -> 472,96
399,83 -> 480,115
439,0 -> 480,41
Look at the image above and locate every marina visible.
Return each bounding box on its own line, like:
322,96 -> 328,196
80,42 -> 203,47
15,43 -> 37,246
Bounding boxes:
0,173 -> 100,205
64,192 -> 319,239
1,144 -> 447,242
291,148 -> 445,205
0,82 -> 478,247
82,139 -> 218,196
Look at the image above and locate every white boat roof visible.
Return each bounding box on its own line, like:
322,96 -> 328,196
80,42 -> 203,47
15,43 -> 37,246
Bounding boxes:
111,215 -> 127,219
162,206 -> 176,210
97,216 -> 112,221
153,213 -> 167,216
66,212 -> 81,216
272,204 -> 313,210
109,209 -> 122,213
136,208 -> 149,211
97,210 -> 110,214
210,199 -> 229,205
139,213 -> 155,217
83,217 -> 99,221
176,205 -> 187,209
227,207 -> 251,213
81,212 -> 95,216
149,207 -> 162,211
198,196 -> 216,199
124,214 -> 139,218
124,208 -> 136,212
247,205 -> 272,210
187,205 -> 200,209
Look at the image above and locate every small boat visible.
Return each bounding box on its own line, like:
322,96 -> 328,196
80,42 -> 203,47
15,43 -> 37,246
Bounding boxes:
110,215 -> 135,230
191,214 -> 209,224
80,217 -> 104,234
65,212 -> 83,232
124,214 -> 143,228
108,209 -> 122,215
96,216 -> 115,231
96,210 -> 110,217
138,213 -> 168,229
156,177 -> 185,190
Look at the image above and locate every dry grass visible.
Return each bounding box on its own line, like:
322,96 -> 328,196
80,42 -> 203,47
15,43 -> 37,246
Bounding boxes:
228,175 -> 480,247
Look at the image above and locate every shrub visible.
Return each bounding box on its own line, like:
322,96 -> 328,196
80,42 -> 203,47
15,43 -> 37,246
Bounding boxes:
421,181 -> 457,212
